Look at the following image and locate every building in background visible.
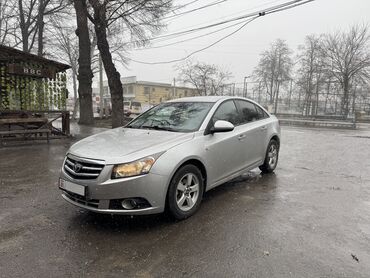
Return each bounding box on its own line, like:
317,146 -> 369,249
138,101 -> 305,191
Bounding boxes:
92,76 -> 198,115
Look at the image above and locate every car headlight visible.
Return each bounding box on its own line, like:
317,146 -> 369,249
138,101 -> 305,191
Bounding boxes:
111,156 -> 156,179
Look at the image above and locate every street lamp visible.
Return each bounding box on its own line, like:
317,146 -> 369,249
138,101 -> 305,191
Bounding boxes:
243,75 -> 252,98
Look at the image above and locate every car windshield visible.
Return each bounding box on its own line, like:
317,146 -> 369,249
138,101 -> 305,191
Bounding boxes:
126,102 -> 214,132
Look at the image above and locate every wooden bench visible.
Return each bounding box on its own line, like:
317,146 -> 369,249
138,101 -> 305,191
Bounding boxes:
0,117 -> 48,127
0,129 -> 51,145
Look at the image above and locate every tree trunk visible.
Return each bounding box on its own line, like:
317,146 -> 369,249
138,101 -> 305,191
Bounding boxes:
315,79 -> 320,115
90,2 -> 123,127
74,0 -> 94,125
274,81 -> 280,114
18,0 -> 29,52
352,85 -> 357,117
288,79 -> 292,110
37,0 -> 45,56
269,78 -> 274,104
342,77 -> 350,118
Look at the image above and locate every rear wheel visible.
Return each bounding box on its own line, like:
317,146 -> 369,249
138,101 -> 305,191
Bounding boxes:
259,139 -> 279,174
167,164 -> 204,220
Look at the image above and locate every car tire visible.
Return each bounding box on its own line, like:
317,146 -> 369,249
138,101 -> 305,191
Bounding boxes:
167,164 -> 204,220
259,139 -> 279,174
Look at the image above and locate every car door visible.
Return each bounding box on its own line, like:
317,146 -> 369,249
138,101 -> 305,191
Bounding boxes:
235,100 -> 267,167
203,100 -> 247,187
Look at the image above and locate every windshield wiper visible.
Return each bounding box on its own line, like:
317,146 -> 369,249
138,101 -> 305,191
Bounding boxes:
140,125 -> 178,132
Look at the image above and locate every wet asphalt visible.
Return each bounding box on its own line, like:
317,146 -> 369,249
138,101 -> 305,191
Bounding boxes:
1,125 -> 370,278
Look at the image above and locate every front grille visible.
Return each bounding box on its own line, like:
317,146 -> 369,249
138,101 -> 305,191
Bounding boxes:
63,191 -> 99,208
64,156 -> 104,180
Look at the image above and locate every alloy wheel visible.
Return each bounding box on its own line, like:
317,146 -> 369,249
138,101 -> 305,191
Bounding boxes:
268,144 -> 278,169
176,173 -> 200,212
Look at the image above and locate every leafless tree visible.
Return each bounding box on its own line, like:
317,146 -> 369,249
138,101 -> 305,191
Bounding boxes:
322,25 -> 370,117
86,0 -> 173,128
177,60 -> 232,96
49,17 -> 79,119
0,0 -> 18,45
254,39 -> 293,113
296,34 -> 326,115
15,0 -> 69,55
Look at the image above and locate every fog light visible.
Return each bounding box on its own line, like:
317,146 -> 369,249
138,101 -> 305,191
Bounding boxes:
121,199 -> 137,210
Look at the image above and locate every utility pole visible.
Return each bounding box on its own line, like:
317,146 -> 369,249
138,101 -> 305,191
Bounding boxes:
99,54 -> 104,118
243,75 -> 252,98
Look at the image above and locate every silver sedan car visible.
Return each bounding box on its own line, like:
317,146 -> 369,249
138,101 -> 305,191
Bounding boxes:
59,96 -> 280,219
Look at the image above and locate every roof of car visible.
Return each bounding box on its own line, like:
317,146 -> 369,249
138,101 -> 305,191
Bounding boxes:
167,96 -> 239,103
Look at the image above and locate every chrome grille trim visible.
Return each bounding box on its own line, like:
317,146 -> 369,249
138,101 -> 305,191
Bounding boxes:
63,155 -> 105,180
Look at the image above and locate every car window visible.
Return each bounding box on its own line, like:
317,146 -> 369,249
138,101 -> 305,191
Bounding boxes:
127,102 -> 214,132
255,105 -> 269,119
211,100 -> 239,126
235,100 -> 259,124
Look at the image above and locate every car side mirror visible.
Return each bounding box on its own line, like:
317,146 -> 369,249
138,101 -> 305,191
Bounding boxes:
210,120 -> 235,134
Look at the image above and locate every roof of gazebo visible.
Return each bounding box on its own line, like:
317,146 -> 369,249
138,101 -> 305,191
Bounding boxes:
0,44 -> 70,72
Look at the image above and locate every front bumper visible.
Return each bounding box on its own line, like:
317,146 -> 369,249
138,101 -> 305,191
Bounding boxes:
61,192 -> 162,215
59,167 -> 169,215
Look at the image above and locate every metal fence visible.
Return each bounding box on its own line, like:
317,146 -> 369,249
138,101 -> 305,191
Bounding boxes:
219,80 -> 370,117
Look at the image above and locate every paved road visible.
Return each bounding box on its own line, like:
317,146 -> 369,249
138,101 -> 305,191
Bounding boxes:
1,126 -> 370,278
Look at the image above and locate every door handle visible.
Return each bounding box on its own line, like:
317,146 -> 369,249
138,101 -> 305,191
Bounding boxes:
238,134 -> 246,140
260,126 -> 267,130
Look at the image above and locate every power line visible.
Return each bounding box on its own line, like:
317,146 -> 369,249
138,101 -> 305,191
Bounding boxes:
128,0 -> 315,65
165,0 -> 203,15
135,18 -> 254,51
188,0 -> 283,25
162,0 -> 228,21
130,0 -> 314,46
131,0 -> 286,48
128,16 -> 259,65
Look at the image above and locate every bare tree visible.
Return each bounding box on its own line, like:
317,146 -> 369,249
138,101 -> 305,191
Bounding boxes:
322,25 -> 370,117
49,18 -> 79,119
49,6 -> 101,123
178,60 -> 232,96
0,0 -> 18,45
296,34 -> 326,115
15,0 -> 68,55
36,0 -> 69,56
254,39 -> 293,113
86,0 -> 173,128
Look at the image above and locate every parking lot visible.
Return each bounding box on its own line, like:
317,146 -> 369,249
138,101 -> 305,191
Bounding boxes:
1,125 -> 370,278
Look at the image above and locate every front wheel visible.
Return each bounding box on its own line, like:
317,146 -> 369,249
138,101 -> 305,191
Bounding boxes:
167,164 -> 204,220
259,139 -> 279,174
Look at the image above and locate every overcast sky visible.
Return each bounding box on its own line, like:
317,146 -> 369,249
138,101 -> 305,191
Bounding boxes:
101,0 -> 370,88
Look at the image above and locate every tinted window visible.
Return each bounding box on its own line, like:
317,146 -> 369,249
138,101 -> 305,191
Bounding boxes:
236,100 -> 259,124
211,100 -> 239,125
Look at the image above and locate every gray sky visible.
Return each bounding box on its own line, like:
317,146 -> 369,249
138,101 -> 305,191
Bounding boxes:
107,0 -> 370,87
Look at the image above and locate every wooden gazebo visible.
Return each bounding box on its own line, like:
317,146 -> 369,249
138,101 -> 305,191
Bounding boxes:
0,45 -> 71,144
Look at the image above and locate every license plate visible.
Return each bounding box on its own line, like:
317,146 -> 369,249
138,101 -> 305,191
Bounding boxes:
59,179 -> 85,196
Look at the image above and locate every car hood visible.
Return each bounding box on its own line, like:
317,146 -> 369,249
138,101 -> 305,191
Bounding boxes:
68,128 -> 194,164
